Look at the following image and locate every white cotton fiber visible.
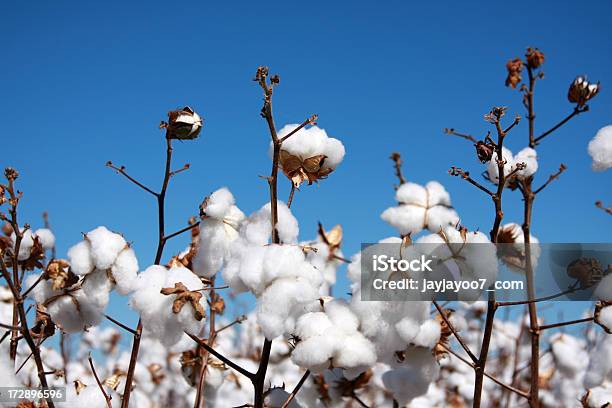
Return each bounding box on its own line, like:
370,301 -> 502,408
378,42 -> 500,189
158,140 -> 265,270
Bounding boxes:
110,247 -> 139,295
67,240 -> 94,275
584,335 -> 612,388
203,187 -> 235,220
86,226 -> 127,270
10,229 -> 34,261
381,181 -> 459,236
599,306 -> 612,331
514,147 -> 538,178
487,146 -> 515,184
276,124 -> 345,170
34,228 -> 55,250
588,125 -> 612,171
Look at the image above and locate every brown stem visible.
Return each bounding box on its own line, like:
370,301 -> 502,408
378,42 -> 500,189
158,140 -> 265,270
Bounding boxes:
186,332 -> 254,379
497,283 -> 580,307
533,164 -> 566,195
287,183 -> 296,209
106,161 -> 158,197
432,301 -> 477,363
533,106 -> 588,146
6,176 -> 23,361
390,152 -> 407,188
444,128 -> 478,143
89,354 -> 112,408
194,277 -> 218,408
121,137 -> 174,408
0,257 -> 55,408
539,317 -> 593,331
449,167 -> 494,196
595,201 -> 612,216
105,314 -> 138,336
280,370 -> 311,408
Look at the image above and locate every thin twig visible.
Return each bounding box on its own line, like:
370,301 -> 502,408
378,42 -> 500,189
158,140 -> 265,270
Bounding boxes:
279,115 -> 318,143
105,314 -> 138,336
533,106 -> 588,145
497,283 -> 580,307
449,167 -> 494,196
595,201 -> 612,216
89,353 -> 112,408
106,161 -> 158,196
287,183 -> 296,209
216,315 -> 247,334
390,152 -> 407,187
444,128 -> 478,143
186,332 -> 254,379
164,221 -> 201,242
280,370 -> 311,408
533,164 -> 567,194
539,317 -> 593,331
432,301 -> 477,363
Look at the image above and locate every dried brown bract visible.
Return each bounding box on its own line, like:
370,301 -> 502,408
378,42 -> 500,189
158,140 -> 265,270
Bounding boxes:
333,369 -> 372,398
433,309 -> 453,361
505,58 -> 523,88
566,257 -> 605,288
160,282 -> 206,321
525,47 -> 545,69
279,150 -> 333,188
474,140 -> 495,163
161,106 -> 203,140
594,301 -> 612,334
45,259 -> 79,291
568,76 -> 600,107
30,305 -> 56,339
318,223 -> 343,259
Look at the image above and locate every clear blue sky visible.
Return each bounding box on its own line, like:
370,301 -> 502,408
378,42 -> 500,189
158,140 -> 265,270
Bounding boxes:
2,1 -> 611,335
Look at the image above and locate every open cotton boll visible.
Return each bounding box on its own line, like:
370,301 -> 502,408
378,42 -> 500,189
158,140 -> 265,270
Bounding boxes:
46,291 -> 105,332
10,229 -> 34,261
81,270 -> 113,310
412,319 -> 442,349
588,125 -> 612,171
34,228 -> 55,250
514,147 -> 538,179
551,334 -> 588,377
68,240 -> 94,275
382,181 -> 459,236
130,265 -> 207,346
110,247 -> 139,295
598,306 -> 612,331
587,386 -> 612,408
86,226 -> 128,270
382,348 -> 440,405
63,384 -> 120,408
241,201 -> 299,245
487,146 -> 515,184
204,187 -> 236,219
595,275 -> 612,301
277,124 -> 345,170
584,335 -> 612,389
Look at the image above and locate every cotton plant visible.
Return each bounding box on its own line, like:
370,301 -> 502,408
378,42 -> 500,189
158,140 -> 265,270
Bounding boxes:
9,227 -> 55,261
381,181 -> 460,236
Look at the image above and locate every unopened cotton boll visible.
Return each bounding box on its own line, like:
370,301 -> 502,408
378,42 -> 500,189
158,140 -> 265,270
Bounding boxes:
588,125 -> 612,171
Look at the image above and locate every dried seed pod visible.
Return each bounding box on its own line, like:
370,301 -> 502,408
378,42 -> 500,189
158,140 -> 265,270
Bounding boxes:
567,257 -> 604,288
525,47 -> 545,69
568,76 -> 600,107
505,58 -> 523,88
164,106 -> 203,140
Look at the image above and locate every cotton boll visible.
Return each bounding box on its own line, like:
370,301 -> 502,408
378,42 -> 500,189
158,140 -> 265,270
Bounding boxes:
382,348 -> 440,405
193,220 -> 230,278
204,187 -> 236,220
325,300 -> 359,334
34,228 -> 55,250
587,386 -> 612,407
551,334 -> 588,378
595,274 -> 612,301
333,333 -> 376,369
81,270 -> 113,310
514,147 -> 538,179
277,124 -> 345,171
584,335 -> 612,388
10,229 -> 34,261
381,205 -> 427,236
68,240 -> 94,275
46,292 -> 104,332
244,201 -> 299,245
395,183 -> 428,207
588,125 -> 612,171
425,181 -> 452,207
412,320 -> 442,349
425,206 -> 460,232
63,384 -> 119,408
86,226 -> 127,270
487,146 -> 514,184
110,248 -> 139,295
598,306 -> 612,331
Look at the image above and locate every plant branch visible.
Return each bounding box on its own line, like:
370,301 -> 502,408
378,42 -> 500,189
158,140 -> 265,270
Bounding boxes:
279,115 -> 318,143
280,370 -> 311,408
533,164 -> 567,195
432,301 -> 477,363
449,167 -> 494,196
89,353 -> 112,408
444,128 -> 478,143
186,332 -> 254,379
596,201 -> 612,216
390,152 -> 407,187
106,161 -> 158,196
539,317 -> 593,331
533,106 -> 588,145
105,314 -> 138,336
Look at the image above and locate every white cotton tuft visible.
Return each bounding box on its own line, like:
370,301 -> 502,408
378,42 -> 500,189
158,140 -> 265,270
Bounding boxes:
86,226 -> 128,270
34,228 -> 55,250
10,229 -> 34,261
584,334 -> 612,389
203,187 -> 236,220
276,124 -> 345,170
110,247 -> 139,295
381,181 -> 459,236
68,240 -> 94,275
588,125 -> 612,171
514,147 -> 538,178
